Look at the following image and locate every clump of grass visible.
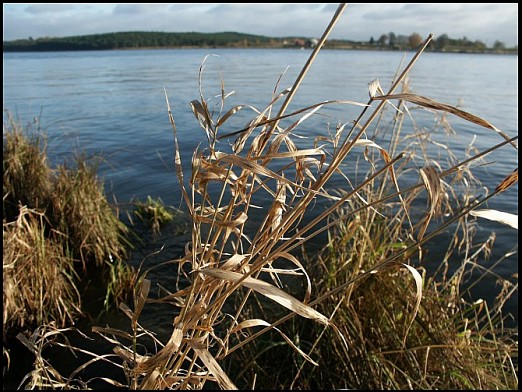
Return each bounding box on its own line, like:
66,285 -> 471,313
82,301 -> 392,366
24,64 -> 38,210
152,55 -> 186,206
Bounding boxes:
3,116 -> 136,339
50,155 -> 130,271
133,195 -> 179,234
3,207 -> 81,337
3,113 -> 50,222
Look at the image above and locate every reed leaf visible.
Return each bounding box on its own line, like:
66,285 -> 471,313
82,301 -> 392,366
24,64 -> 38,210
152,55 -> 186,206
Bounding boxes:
199,268 -> 329,325
470,209 -> 518,229
372,92 -> 518,149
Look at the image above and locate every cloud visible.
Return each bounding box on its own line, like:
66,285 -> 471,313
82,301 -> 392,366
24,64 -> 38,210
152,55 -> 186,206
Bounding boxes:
24,4 -> 79,14
113,4 -> 169,15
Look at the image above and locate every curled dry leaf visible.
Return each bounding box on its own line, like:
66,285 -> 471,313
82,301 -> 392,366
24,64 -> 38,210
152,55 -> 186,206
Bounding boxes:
187,339 -> 238,390
199,267 -> 329,325
418,166 -> 442,241
400,263 -> 423,346
368,78 -> 385,98
470,209 -> 518,230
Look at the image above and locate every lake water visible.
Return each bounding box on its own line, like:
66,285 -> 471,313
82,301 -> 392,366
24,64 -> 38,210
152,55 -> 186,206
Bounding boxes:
3,48 -> 518,351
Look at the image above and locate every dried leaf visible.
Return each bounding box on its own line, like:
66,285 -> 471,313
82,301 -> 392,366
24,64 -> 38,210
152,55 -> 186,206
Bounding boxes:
470,209 -> 518,229
190,99 -> 215,143
135,323 -> 184,373
373,93 -> 517,148
368,78 -> 384,98
134,278 -> 151,324
418,166 -> 442,240
400,263 -> 423,346
216,104 -> 246,127
165,89 -> 192,213
187,339 -> 238,390
200,268 -> 329,325
221,253 -> 251,270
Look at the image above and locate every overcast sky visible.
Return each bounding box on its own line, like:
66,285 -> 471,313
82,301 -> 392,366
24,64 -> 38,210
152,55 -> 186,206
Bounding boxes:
3,3 -> 518,48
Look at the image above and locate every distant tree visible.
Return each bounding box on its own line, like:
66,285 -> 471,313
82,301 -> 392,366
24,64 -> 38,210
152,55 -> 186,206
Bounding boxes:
493,40 -> 506,50
369,36 -> 375,45
377,34 -> 388,45
388,32 -> 396,47
408,32 -> 423,49
435,33 -> 450,51
473,40 -> 487,51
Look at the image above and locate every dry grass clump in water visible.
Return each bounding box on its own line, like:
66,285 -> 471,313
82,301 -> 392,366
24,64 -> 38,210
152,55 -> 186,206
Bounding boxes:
3,115 -> 50,220
3,115 -> 136,340
3,207 -> 81,336
15,5 -> 518,390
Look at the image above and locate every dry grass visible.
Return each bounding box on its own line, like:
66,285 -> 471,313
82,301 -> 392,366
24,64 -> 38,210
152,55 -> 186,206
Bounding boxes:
3,207 -> 81,336
9,4 -> 518,390
50,156 -> 130,270
3,116 -> 136,342
3,113 -> 51,221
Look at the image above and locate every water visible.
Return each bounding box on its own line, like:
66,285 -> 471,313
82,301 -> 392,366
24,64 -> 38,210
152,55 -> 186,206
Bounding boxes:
3,48 -> 518,382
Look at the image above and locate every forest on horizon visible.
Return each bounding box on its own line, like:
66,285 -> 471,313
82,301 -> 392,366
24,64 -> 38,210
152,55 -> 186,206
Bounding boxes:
3,30 -> 517,54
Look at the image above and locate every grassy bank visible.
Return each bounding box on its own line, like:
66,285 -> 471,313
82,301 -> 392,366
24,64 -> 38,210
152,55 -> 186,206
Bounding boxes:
5,5 -> 518,390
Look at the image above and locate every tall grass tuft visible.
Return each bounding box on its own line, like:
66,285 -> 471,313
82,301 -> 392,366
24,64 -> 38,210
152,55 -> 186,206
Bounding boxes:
3,207 -> 81,336
3,113 -> 50,222
3,116 -> 136,340
50,155 -> 130,271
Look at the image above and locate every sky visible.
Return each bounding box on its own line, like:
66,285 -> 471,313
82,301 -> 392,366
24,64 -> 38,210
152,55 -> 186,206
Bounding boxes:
2,3 -> 519,48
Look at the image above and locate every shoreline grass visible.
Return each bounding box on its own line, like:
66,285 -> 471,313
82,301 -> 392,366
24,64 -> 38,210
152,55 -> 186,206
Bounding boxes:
3,114 -> 137,341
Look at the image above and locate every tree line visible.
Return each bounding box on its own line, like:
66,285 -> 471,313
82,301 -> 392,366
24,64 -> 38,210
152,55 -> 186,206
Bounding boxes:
366,32 -> 513,52
3,31 -> 517,53
2,31 -> 278,51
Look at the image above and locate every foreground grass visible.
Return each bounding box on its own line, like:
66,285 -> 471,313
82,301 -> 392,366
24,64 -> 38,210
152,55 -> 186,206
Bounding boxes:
227,200 -> 518,389
5,5 -> 518,390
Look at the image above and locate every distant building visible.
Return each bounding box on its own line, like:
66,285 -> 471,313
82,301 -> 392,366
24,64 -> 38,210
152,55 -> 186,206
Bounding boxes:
294,38 -> 305,48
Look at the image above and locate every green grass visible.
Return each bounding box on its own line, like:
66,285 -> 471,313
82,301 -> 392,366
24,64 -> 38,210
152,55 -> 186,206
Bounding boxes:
132,195 -> 181,234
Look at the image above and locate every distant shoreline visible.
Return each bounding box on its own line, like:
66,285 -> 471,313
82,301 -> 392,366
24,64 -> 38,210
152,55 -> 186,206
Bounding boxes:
3,46 -> 518,55
3,31 -> 518,55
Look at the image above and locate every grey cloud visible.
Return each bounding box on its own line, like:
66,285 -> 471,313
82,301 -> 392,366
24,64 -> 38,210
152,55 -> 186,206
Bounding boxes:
113,4 -> 169,15
25,4 -> 78,14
